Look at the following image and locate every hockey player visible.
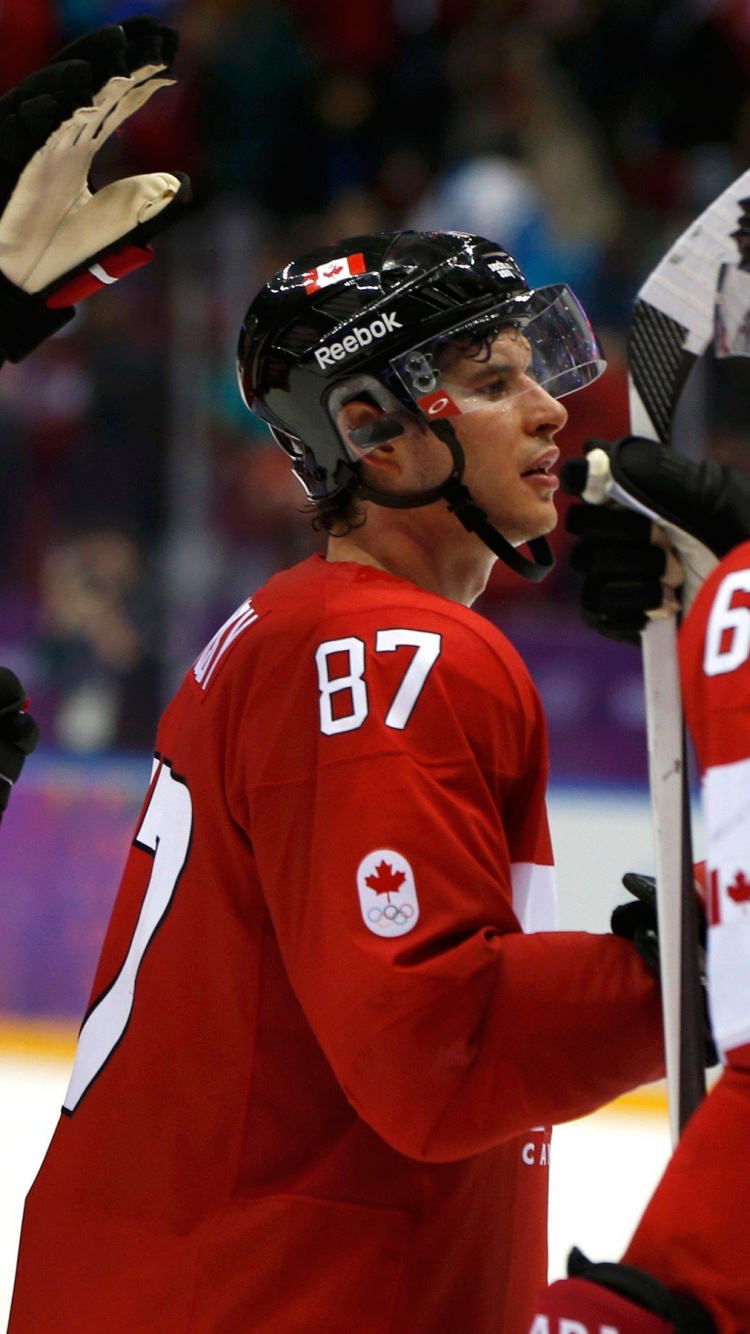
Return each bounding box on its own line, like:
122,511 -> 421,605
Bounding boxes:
529,437 -> 750,1334
0,18 -> 189,822
7,228 -> 677,1334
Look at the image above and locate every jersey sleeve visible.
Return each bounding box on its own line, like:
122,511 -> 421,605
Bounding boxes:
680,541 -> 750,1058
623,1049 -> 750,1334
231,603 -> 664,1163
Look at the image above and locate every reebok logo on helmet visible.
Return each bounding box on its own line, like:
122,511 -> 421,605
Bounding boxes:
315,311 -> 403,370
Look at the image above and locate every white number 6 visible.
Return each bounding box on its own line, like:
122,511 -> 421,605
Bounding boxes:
704,568 -> 750,677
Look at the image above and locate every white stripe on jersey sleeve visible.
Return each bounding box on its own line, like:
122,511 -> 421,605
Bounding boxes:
511,862 -> 557,934
704,755 -> 750,1057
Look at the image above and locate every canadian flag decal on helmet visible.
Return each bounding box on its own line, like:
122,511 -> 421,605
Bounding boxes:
304,252 -> 366,294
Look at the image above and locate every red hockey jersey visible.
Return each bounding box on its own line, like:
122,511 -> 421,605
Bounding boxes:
10,556 -> 663,1334
625,540 -> 750,1334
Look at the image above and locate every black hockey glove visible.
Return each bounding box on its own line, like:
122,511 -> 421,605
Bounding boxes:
566,501 -> 667,646
528,1248 -> 716,1334
562,437 -> 750,644
612,872 -> 718,1067
0,666 -> 39,824
0,16 -> 191,365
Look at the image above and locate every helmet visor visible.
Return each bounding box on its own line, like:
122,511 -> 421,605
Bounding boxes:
391,284 -> 605,420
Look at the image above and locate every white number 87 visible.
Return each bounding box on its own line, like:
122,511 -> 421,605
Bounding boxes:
316,629 -> 442,735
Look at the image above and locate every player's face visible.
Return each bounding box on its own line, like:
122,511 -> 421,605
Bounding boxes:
424,328 -> 568,545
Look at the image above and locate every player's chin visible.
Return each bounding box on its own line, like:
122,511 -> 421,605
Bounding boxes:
487,487 -> 558,545
521,492 -> 559,539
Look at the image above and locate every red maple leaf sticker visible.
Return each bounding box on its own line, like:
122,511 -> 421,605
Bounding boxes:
727,870 -> 750,904
323,264 -> 343,279
365,860 -> 406,901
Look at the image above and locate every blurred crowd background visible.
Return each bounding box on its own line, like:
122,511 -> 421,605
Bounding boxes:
3,0 -> 750,762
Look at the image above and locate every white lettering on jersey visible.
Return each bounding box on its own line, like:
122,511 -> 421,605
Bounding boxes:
357,849 -> 419,938
521,1138 -> 550,1166
193,599 -> 259,690
511,862 -> 557,933
529,1319 -> 620,1334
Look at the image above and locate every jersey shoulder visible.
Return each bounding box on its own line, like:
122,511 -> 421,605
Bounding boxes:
183,556 -> 545,776
156,557 -> 547,810
160,554 -> 544,747
255,556 -> 543,712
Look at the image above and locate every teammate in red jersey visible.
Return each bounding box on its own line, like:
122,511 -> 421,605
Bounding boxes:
8,231 -> 673,1334
529,437 -> 750,1334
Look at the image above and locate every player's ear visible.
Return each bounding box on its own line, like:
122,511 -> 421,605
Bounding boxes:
337,400 -> 405,461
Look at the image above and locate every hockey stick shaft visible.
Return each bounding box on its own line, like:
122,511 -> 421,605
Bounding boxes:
624,171 -> 750,1141
628,363 -> 705,1144
639,617 -> 703,1144
629,345 -> 705,1142
678,727 -> 707,1126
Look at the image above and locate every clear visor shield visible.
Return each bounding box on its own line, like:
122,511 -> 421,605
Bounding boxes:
391,285 -> 606,421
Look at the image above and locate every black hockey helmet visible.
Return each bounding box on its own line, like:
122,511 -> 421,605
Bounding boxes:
237,230 -> 605,580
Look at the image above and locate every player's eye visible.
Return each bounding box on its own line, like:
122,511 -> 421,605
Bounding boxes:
475,371 -> 514,398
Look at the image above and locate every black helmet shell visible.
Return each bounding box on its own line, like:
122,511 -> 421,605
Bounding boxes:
237,230 -> 529,498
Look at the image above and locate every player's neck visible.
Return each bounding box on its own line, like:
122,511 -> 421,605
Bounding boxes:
326,506 -> 496,607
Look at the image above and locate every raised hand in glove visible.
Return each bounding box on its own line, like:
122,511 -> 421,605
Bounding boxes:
0,16 -> 191,365
562,437 -> 750,644
529,1248 -> 716,1334
0,666 -> 39,824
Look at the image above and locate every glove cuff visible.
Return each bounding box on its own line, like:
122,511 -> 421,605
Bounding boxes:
566,1248 -> 717,1334
534,1276 -> 674,1334
0,267 -> 73,362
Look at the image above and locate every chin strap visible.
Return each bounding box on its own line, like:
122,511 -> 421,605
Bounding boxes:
439,475 -> 554,582
335,417 -> 555,583
428,418 -> 554,582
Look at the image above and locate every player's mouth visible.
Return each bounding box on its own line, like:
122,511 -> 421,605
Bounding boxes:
521,447 -> 560,490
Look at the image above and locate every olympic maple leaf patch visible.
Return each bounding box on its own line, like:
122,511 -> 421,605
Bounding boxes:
357,849 -> 419,939
365,860 -> 406,899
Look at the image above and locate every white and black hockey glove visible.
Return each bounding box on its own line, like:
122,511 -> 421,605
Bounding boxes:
529,1248 -> 716,1334
0,15 -> 191,365
562,437 -> 750,644
0,667 -> 39,825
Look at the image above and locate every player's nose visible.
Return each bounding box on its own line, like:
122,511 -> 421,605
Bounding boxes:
523,381 -> 568,434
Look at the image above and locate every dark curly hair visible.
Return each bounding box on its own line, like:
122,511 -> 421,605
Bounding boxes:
308,485 -> 366,536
